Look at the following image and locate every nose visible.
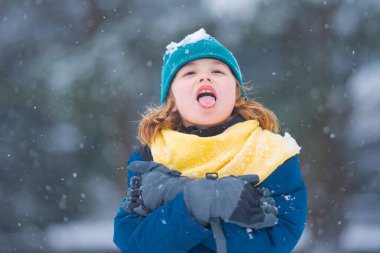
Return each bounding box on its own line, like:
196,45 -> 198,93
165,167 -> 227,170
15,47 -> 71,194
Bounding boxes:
199,73 -> 211,83
199,77 -> 211,82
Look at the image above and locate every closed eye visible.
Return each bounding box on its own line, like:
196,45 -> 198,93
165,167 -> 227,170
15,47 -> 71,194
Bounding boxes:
212,70 -> 224,74
184,71 -> 195,76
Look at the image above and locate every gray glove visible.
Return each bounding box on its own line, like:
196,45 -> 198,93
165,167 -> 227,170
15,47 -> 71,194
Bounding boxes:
123,176 -> 149,216
125,161 -> 191,216
183,175 -> 278,229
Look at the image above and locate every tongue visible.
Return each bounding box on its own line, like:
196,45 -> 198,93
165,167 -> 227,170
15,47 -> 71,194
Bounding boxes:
198,96 -> 216,108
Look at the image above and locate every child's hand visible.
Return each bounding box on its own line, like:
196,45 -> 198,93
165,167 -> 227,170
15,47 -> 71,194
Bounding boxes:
126,161 -> 192,215
183,175 -> 278,229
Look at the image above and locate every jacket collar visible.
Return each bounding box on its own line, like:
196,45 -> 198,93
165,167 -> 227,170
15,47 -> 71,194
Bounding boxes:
179,114 -> 245,137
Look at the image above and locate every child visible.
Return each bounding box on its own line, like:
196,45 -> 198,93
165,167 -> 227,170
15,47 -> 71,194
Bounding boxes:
114,28 -> 307,253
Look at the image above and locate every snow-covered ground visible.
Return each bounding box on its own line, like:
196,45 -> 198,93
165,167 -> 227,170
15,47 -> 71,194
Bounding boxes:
46,220 -> 117,252
46,221 -> 380,252
339,223 -> 380,252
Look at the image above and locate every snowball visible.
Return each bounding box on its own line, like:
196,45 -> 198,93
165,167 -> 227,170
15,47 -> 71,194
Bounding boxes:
165,28 -> 211,55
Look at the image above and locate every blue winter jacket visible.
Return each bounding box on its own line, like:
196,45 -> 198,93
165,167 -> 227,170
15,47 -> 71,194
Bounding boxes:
113,151 -> 307,253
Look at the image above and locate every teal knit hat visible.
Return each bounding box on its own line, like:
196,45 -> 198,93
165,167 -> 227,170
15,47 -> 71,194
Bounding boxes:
161,28 -> 246,104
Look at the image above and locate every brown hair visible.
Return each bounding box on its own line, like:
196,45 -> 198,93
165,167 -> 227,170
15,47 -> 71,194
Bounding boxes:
138,84 -> 279,145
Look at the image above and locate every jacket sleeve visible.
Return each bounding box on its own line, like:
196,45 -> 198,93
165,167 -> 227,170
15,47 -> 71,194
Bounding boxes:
201,155 -> 307,253
113,149 -> 213,253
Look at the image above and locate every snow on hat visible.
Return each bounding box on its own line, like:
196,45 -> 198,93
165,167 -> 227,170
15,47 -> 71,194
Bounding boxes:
161,28 -> 246,104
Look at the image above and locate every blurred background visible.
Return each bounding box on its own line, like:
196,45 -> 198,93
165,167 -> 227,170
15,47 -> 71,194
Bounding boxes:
1,0 -> 380,252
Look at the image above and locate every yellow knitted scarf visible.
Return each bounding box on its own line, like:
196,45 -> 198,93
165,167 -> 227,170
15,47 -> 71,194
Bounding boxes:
150,120 -> 301,184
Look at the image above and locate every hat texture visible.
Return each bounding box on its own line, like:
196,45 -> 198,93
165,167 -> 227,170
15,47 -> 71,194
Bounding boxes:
161,28 -> 245,104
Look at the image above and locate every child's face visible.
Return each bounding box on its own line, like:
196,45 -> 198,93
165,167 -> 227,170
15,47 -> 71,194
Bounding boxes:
171,58 -> 237,129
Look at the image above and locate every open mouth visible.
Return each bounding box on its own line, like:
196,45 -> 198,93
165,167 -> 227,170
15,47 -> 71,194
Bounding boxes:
196,86 -> 217,108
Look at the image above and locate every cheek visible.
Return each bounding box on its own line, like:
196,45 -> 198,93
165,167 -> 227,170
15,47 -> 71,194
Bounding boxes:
171,83 -> 180,99
172,84 -> 192,101
219,83 -> 237,101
